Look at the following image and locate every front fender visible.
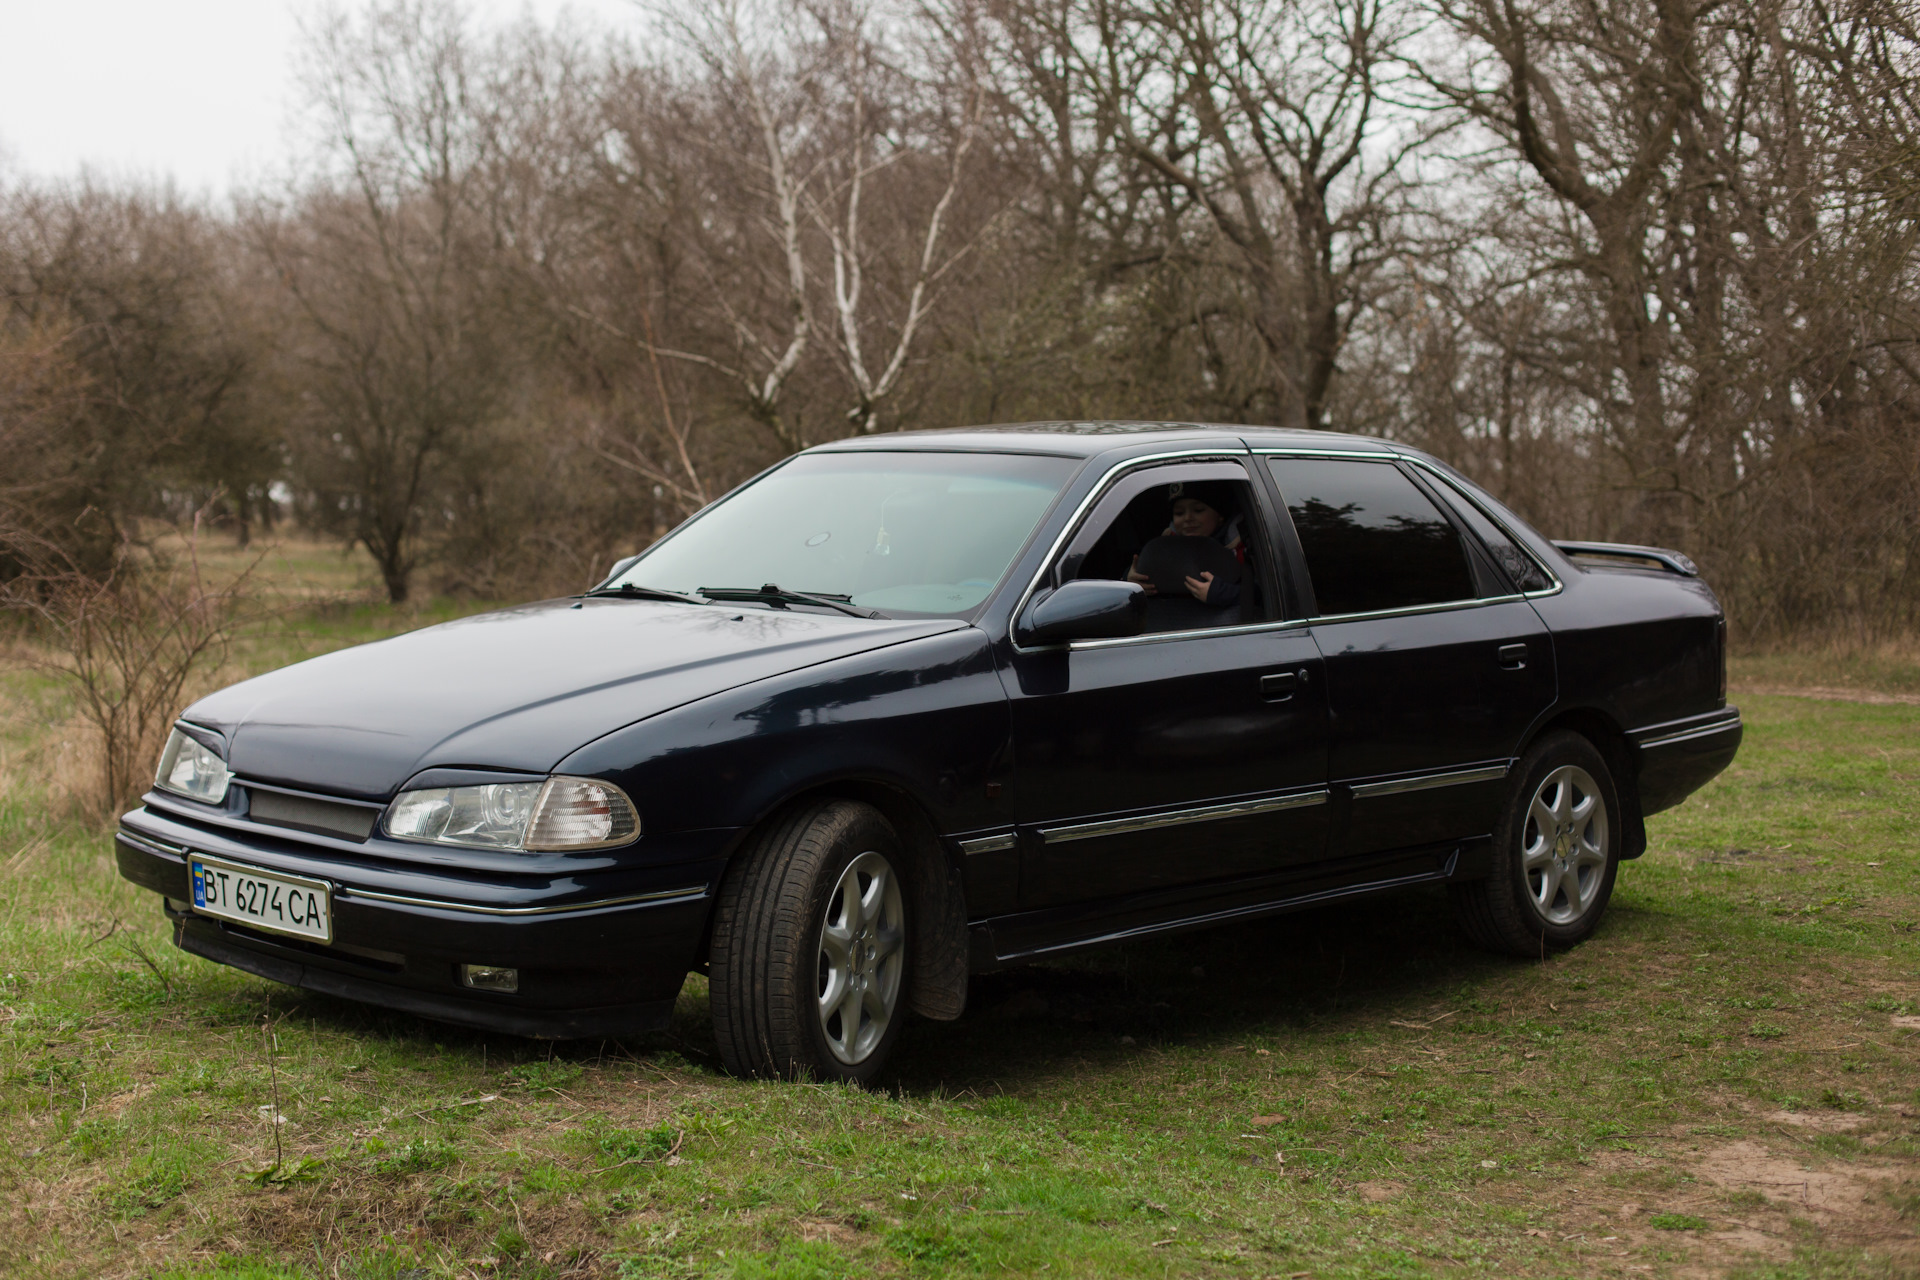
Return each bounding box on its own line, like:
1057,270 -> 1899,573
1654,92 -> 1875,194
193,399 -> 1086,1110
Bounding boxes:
558,627 -> 1013,848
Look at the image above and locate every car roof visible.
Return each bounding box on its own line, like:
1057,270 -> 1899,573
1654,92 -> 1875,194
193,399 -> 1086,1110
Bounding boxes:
807,420 -> 1401,460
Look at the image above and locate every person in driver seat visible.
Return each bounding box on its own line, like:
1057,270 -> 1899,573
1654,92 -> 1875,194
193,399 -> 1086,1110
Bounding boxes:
1126,481 -> 1248,607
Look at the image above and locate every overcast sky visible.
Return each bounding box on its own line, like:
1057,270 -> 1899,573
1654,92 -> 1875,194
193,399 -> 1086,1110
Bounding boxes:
0,0 -> 640,199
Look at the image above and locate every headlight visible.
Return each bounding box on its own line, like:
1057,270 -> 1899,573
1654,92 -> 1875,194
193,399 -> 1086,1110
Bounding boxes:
383,776 -> 639,852
155,728 -> 232,804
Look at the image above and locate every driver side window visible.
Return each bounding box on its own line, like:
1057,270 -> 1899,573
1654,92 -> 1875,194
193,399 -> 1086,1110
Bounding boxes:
1056,463 -> 1274,634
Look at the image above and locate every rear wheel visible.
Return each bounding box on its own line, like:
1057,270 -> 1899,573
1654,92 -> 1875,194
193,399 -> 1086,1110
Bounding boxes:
709,800 -> 910,1083
1450,731 -> 1620,956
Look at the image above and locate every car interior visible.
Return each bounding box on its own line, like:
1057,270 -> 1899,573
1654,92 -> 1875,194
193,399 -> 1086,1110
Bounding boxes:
1064,480 -> 1271,633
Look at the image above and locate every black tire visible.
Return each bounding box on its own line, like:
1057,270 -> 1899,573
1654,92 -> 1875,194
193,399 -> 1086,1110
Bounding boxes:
709,800 -> 911,1083
1450,730 -> 1621,956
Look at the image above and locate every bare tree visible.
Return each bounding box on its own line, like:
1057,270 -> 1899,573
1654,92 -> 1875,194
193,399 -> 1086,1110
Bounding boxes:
1055,0 -> 1424,428
255,0 -> 515,603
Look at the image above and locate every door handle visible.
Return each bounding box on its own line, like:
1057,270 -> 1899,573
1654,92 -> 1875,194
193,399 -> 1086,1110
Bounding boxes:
1498,643 -> 1529,670
1260,671 -> 1298,700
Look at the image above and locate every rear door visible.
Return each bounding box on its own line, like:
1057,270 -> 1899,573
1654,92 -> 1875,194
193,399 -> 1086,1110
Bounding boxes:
1262,453 -> 1556,859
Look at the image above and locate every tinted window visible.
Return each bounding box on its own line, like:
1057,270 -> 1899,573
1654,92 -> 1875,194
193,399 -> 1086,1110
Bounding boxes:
619,452 -> 1074,616
1267,458 -> 1474,615
1425,472 -> 1554,593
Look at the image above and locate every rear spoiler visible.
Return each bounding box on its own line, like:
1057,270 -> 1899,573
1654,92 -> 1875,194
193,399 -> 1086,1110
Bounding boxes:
1552,541 -> 1699,577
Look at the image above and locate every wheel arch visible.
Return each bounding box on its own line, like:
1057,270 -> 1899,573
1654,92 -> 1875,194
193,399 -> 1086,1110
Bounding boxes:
1518,707 -> 1647,860
710,775 -> 970,1023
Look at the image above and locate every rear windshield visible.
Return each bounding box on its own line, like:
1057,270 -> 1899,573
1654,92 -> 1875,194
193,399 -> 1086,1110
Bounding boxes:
615,451 -> 1076,616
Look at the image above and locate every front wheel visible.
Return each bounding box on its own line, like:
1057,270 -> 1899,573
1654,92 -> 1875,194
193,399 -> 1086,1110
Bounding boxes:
1450,731 -> 1621,956
709,801 -> 910,1083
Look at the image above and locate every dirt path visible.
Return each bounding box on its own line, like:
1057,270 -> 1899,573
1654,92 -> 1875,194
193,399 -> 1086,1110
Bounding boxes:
1733,684 -> 1920,706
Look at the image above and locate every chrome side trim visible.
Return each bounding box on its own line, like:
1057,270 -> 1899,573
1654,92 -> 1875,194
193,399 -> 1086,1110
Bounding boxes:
957,833 -> 1017,856
1009,446 -> 1254,653
1039,790 -> 1329,844
116,825 -> 705,915
117,829 -> 187,859
1351,764 -> 1509,800
334,884 -> 710,916
1638,715 -> 1742,749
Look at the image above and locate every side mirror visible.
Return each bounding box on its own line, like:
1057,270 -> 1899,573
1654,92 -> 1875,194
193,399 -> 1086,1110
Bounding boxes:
1015,580 -> 1145,646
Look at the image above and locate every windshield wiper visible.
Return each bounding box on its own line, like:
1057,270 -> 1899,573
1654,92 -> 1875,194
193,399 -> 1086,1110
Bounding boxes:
699,584 -> 886,619
581,583 -> 709,605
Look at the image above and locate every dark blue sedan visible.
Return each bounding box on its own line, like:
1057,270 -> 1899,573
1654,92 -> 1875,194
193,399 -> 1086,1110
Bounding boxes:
116,423 -> 1740,1082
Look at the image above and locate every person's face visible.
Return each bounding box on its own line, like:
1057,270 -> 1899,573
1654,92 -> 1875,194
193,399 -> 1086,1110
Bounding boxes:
1170,497 -> 1223,538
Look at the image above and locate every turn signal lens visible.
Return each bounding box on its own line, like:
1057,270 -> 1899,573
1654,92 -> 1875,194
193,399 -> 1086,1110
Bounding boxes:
383,776 -> 638,852
524,777 -> 640,851
155,728 -> 232,804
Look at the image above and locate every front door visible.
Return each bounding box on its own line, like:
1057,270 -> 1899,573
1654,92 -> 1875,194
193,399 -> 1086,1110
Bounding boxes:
1002,458 -> 1330,910
1264,455 -> 1556,857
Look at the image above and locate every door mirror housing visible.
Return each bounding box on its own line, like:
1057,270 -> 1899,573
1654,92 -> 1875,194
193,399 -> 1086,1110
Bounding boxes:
1015,580 -> 1145,646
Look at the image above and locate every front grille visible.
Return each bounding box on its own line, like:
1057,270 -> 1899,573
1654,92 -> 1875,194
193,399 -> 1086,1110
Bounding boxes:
248,788 -> 379,842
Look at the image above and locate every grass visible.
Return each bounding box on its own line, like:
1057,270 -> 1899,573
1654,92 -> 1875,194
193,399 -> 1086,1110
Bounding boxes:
2,539 -> 1917,1278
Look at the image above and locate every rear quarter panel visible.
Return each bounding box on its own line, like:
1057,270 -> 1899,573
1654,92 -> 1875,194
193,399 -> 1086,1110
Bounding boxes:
1530,568 -> 1726,733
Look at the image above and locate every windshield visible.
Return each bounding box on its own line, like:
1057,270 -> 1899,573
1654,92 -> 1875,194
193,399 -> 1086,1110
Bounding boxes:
613,451 -> 1077,616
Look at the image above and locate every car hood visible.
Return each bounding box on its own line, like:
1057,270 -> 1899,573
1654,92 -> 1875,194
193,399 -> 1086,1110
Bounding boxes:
183,599 -> 965,800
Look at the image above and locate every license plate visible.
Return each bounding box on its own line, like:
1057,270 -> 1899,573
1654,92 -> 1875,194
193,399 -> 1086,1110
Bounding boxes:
188,854 -> 332,944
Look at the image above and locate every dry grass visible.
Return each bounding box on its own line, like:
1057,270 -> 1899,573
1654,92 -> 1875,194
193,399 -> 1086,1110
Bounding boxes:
0,564 -> 1916,1278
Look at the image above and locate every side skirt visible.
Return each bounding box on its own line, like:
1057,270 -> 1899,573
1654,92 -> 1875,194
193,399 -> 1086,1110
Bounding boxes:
969,840 -> 1489,970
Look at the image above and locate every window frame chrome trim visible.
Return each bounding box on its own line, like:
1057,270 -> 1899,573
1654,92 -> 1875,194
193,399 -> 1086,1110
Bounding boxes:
1305,593 -> 1529,626
1038,789 -> 1329,845
1350,764 -> 1510,800
1260,450 -> 1536,619
1008,446 -> 1262,654
1258,449 -> 1567,612
1012,444 -> 1567,648
1400,457 -> 1565,598
1066,617 -> 1313,651
1248,445 -> 1400,460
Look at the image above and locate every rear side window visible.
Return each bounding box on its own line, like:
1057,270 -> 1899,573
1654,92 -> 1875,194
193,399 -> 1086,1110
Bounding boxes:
1267,458 -> 1474,616
1423,472 -> 1554,593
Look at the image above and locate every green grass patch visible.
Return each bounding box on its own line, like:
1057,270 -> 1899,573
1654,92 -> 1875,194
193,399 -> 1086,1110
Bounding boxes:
2,551 -> 1918,1276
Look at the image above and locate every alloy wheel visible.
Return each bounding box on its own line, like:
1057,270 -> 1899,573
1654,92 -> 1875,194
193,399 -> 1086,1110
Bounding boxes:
1521,764 -> 1609,925
815,850 -> 906,1065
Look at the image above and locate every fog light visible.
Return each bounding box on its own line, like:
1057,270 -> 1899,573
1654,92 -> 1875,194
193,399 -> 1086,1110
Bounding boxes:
460,964 -> 518,993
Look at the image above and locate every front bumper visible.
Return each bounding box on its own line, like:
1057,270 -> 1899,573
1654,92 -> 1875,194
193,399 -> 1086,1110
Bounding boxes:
116,805 -> 741,1038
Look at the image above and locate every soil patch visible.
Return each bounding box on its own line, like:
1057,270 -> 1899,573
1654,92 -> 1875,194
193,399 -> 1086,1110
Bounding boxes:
1693,1139 -> 1901,1217
1734,683 -> 1920,706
